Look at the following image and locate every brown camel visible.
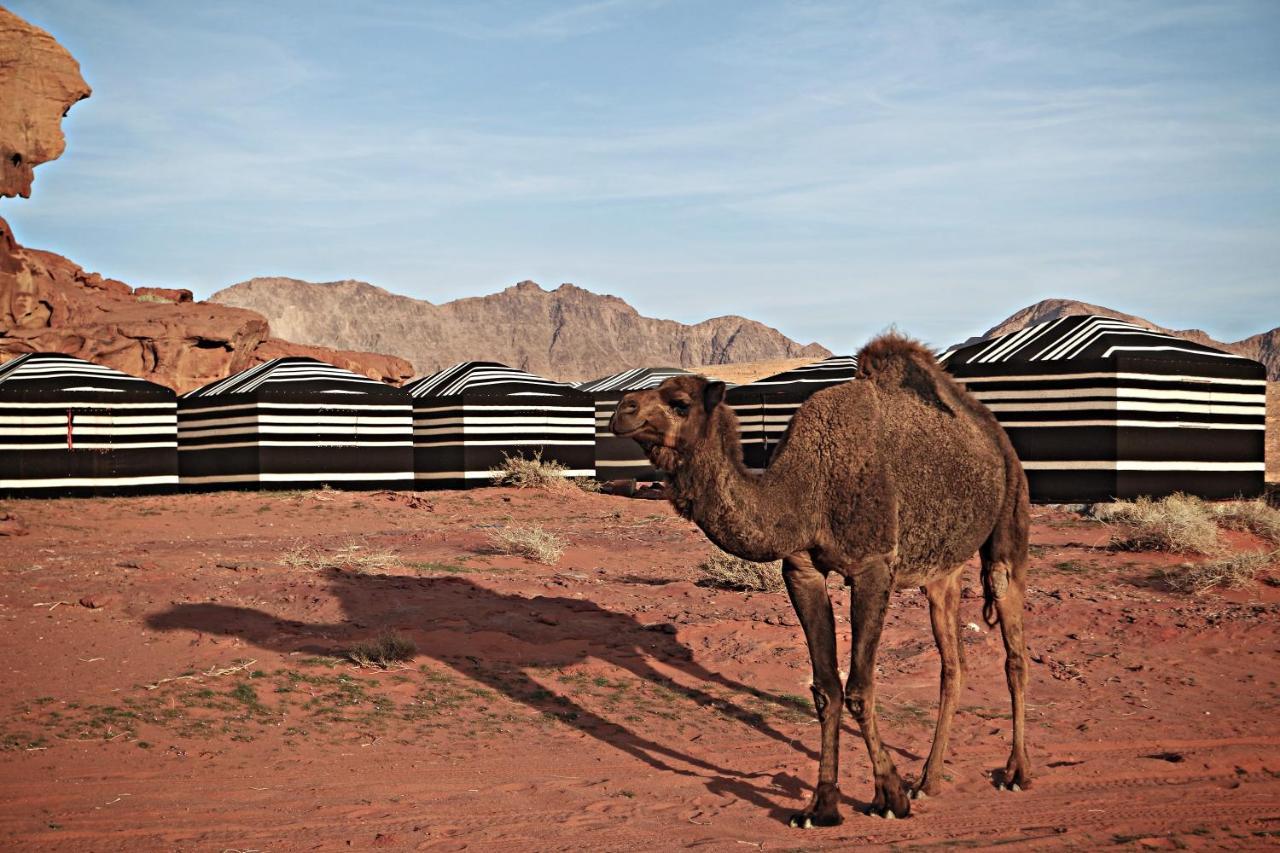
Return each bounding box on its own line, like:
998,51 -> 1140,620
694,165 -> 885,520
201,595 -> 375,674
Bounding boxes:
609,333 -> 1031,827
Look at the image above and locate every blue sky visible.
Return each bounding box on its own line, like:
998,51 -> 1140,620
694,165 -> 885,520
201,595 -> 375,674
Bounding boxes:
4,0 -> 1278,351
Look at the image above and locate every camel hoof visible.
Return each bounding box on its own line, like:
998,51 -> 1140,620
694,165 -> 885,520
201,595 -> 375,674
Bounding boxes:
866,806 -> 900,819
996,782 -> 1006,791
788,811 -> 840,829
1010,783 -> 1021,792
885,810 -> 897,820
910,789 -> 928,800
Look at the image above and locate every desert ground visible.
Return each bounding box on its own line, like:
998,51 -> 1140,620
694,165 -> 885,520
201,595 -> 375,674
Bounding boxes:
0,486 -> 1278,852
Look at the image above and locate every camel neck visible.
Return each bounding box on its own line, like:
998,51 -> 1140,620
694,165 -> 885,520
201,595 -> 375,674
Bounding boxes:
669,406 -> 814,562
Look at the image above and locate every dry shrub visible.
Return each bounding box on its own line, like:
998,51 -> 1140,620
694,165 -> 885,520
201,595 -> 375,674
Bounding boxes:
282,541 -> 398,573
346,633 -> 417,668
487,524 -> 565,565
1156,550 -> 1278,594
697,550 -> 785,593
1212,499 -> 1280,545
489,451 -> 571,490
1094,494 -> 1220,555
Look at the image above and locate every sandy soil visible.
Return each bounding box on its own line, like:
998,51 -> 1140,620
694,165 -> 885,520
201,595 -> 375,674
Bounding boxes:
695,358 -> 819,385
0,487 -> 1278,852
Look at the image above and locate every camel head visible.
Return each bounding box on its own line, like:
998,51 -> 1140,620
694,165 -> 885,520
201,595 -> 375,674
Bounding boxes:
609,374 -> 727,472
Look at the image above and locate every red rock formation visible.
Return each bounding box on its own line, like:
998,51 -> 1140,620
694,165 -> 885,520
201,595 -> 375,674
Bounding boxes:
0,234 -> 413,393
0,8 -> 91,199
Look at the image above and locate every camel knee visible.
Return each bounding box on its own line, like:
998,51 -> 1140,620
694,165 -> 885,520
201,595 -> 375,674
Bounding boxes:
811,682 -> 842,721
1004,655 -> 1027,686
844,690 -> 871,721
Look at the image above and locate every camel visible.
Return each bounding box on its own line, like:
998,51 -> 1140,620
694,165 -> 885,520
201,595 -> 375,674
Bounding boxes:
609,333 -> 1031,827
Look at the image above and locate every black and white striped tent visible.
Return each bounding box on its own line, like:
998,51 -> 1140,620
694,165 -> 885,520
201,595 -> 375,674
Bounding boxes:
726,355 -> 859,471
407,362 -> 594,489
579,367 -> 692,482
178,357 -> 413,490
0,353 -> 178,496
942,315 -> 1267,502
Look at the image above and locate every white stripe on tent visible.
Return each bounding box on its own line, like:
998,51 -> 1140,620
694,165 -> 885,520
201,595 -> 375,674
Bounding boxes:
984,401 -> 1264,415
1020,461 -> 1265,471
1000,420 -> 1265,430
179,471 -> 414,484
0,475 -> 178,488
178,440 -> 413,450
954,372 -> 1267,387
969,388 -> 1262,403
415,469 -> 594,480
413,439 -> 595,447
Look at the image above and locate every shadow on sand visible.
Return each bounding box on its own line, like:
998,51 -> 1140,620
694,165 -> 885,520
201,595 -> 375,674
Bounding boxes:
145,569 -> 853,821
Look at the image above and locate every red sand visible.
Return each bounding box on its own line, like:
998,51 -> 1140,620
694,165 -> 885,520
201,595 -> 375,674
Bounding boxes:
0,487 -> 1277,851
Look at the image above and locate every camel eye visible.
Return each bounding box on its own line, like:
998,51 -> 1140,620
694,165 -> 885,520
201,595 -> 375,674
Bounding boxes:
670,400 -> 690,416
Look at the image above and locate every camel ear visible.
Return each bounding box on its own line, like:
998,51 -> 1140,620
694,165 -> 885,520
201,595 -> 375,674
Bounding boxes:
702,380 -> 726,413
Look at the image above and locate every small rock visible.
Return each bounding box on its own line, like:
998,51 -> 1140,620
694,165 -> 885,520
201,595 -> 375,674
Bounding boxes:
79,594 -> 114,609
0,511 -> 28,537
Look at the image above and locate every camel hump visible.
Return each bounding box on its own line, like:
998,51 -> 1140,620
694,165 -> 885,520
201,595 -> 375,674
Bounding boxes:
856,332 -> 963,416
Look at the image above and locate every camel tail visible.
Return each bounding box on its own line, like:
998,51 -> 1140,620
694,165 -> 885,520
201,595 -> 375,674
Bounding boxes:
981,440 -> 1031,627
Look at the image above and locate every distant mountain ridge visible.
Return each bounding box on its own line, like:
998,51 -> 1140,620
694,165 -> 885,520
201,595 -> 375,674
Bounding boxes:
211,277 -> 831,383
952,298 -> 1280,380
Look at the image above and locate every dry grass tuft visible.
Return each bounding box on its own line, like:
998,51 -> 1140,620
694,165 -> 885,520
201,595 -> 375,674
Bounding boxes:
1093,494 -> 1220,555
697,550 -> 785,593
489,451 -> 572,490
346,633 -> 417,668
1156,550 -> 1278,594
486,524 -> 565,565
281,541 -> 398,573
1212,499 -> 1280,545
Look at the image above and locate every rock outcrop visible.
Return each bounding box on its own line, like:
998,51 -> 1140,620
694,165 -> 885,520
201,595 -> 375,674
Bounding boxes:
0,233 -> 413,392
212,277 -> 831,383
0,7 -> 91,199
953,298 -> 1280,381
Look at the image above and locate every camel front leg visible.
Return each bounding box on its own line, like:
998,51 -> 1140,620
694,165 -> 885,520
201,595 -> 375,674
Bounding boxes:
781,552 -> 843,828
914,568 -> 965,798
846,562 -> 910,819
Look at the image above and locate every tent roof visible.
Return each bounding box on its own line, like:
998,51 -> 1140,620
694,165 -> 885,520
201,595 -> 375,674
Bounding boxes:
184,357 -> 402,398
405,361 -> 580,399
0,352 -> 172,397
577,366 -> 691,393
731,355 -> 859,391
941,315 -> 1259,373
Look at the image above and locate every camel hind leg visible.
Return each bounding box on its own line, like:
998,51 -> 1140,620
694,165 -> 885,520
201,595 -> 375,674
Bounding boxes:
981,480 -> 1032,790
913,566 -> 965,798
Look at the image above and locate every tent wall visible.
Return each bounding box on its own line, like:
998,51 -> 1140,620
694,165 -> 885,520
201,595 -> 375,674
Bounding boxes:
945,317 -> 1266,502
177,358 -> 413,490
413,396 -> 595,489
408,363 -> 595,490
0,354 -> 178,497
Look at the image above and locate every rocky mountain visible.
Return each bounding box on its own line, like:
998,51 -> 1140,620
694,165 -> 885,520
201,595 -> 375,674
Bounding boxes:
0,9 -> 412,393
954,298 -> 1280,380
212,277 -> 831,383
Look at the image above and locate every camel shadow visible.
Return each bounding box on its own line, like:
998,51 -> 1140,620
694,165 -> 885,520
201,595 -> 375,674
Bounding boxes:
146,569 -> 829,819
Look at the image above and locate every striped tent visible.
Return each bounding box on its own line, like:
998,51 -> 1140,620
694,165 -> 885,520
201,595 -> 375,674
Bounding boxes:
0,353 -> 177,496
941,314 -> 1267,502
407,362 -> 594,489
578,367 -> 691,481
727,355 -> 859,471
178,357 -> 413,490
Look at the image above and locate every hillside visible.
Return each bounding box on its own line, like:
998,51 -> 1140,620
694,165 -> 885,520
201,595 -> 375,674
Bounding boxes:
211,277 -> 830,383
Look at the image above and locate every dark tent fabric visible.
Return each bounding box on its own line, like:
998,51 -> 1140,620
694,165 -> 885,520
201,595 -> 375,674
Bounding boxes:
941,314 -> 1266,502
406,362 -> 595,489
578,367 -> 691,481
178,357 -> 413,490
0,352 -> 178,496
726,355 -> 859,470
